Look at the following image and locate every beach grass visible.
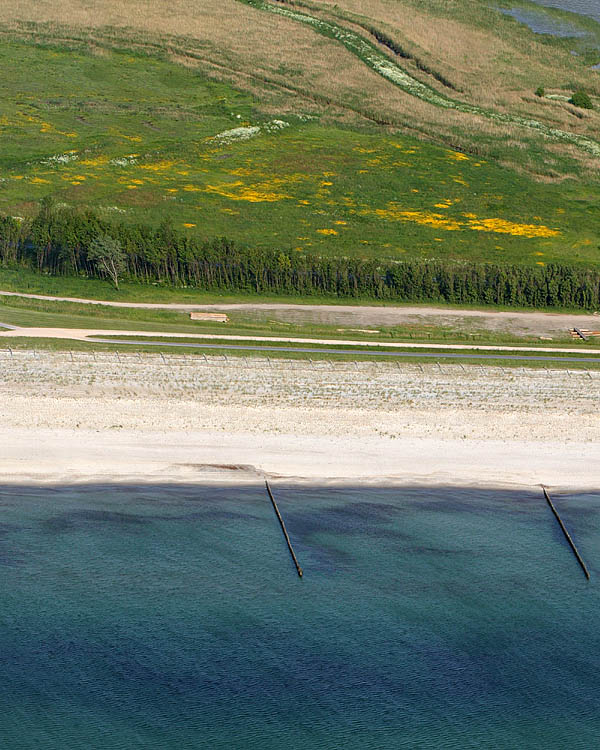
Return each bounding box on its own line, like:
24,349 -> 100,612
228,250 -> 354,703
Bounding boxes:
3,334 -> 600,370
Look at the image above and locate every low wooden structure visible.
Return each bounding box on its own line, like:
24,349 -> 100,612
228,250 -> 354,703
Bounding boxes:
543,487 -> 590,581
265,480 -> 303,578
570,327 -> 600,340
189,312 -> 229,323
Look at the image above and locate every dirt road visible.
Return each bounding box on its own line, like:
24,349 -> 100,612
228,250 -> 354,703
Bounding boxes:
1,289 -> 599,337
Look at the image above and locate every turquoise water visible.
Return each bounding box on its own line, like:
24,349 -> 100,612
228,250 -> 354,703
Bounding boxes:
0,483 -> 599,748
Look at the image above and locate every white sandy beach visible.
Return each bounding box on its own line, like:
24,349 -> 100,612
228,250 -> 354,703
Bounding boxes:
0,350 -> 598,492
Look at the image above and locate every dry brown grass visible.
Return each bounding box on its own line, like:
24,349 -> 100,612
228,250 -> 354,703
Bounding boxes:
0,0 -> 437,126
318,0 -> 600,132
320,0 -> 599,91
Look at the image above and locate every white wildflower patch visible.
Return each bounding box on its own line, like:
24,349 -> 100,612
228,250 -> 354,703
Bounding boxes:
41,151 -> 79,166
102,205 -> 128,214
209,121 -> 290,145
109,155 -> 138,167
264,119 -> 290,133
210,126 -> 261,146
11,216 -> 24,222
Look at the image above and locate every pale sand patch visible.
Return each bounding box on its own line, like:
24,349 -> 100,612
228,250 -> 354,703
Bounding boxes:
0,351 -> 598,491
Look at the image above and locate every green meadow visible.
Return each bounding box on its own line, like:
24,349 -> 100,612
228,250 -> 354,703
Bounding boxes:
1,38 -> 599,267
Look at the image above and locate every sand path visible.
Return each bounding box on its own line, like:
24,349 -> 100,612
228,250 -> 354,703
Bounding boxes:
0,324 -> 599,356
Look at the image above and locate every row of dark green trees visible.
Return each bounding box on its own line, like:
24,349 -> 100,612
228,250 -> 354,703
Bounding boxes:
1,203 -> 599,309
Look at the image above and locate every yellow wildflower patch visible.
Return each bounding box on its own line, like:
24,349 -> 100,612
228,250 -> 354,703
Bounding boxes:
183,223 -> 196,228
316,229 -> 338,235
370,203 -> 560,238
448,151 -> 469,161
466,217 -> 559,238
183,184 -> 202,192
139,160 -> 176,172
391,144 -> 417,154
80,156 -> 109,167
229,167 -> 261,177
204,181 -> 290,202
373,206 -> 462,231
334,221 -> 347,225
30,177 -> 50,184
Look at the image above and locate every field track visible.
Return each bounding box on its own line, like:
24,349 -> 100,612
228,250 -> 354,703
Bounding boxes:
1,290 -> 600,338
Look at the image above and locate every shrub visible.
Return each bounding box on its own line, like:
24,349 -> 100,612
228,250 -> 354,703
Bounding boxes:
535,86 -> 545,98
569,90 -> 593,109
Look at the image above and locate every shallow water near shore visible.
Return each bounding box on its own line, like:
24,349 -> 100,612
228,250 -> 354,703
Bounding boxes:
0,483 -> 598,748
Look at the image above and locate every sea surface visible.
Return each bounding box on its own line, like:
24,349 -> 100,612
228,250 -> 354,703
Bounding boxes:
0,483 -> 599,749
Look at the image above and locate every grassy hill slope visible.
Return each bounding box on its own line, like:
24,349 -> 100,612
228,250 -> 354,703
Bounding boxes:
0,0 -> 599,269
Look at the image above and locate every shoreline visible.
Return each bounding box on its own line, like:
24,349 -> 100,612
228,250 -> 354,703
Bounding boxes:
1,352 -> 598,495
2,426 -> 598,494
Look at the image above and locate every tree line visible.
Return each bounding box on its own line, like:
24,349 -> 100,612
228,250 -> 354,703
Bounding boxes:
0,202 -> 599,309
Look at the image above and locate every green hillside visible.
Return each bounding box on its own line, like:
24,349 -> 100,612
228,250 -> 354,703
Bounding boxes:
0,0 -> 599,281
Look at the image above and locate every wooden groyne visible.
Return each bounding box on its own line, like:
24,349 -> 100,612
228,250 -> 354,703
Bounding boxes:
543,487 -> 590,581
265,480 -> 303,578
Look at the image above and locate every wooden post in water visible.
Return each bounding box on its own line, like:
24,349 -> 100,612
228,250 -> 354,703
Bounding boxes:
543,486 -> 590,581
265,480 -> 303,578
